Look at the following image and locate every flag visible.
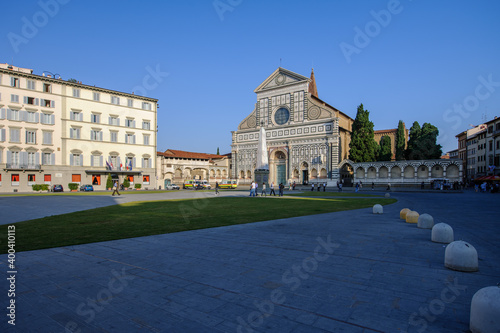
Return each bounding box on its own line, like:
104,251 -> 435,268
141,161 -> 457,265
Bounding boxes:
106,161 -> 111,170
128,159 -> 133,171
120,163 -> 123,171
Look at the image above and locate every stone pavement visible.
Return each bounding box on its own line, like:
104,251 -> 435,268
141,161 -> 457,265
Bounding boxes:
1,191 -> 499,332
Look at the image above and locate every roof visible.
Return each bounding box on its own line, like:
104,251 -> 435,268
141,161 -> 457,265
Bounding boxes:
308,68 -> 318,98
310,95 -> 353,122
158,149 -> 226,160
374,128 -> 397,134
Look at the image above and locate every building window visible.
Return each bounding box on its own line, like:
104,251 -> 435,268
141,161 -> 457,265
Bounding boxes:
125,133 -> 136,144
91,114 -> 100,123
42,152 -> 53,165
109,116 -> 119,126
11,94 -> 19,103
70,127 -> 81,139
44,174 -> 51,184
41,99 -> 54,107
143,134 -> 150,145
43,83 -> 51,93
10,77 -> 19,88
142,157 -> 151,168
25,96 -> 38,106
73,88 -> 81,98
27,80 -> 36,90
274,107 -> 290,125
11,174 -> 20,186
27,152 -> 37,167
41,113 -> 54,125
70,111 -> 82,121
26,130 -> 36,144
110,131 -> 118,142
7,109 -> 20,121
125,119 -> 135,128
10,128 -> 20,142
142,102 -> 151,110
92,155 -> 101,167
111,96 -> 120,105
127,99 -> 133,107
90,130 -> 103,141
27,111 -> 38,122
93,92 -> 100,101
143,175 -> 150,184
142,121 -> 151,130
72,174 -> 82,183
127,175 -> 134,184
28,174 -> 36,185
92,175 -> 101,185
71,154 -> 82,166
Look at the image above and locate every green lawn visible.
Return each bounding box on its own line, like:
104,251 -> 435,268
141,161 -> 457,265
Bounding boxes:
0,189 -> 181,197
0,196 -> 396,253
285,191 -> 380,197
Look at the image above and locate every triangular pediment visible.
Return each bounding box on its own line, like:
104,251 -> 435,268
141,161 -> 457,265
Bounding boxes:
254,67 -> 309,93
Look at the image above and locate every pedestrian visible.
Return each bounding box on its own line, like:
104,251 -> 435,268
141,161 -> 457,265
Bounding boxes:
323,182 -> 326,192
249,181 -> 255,196
215,181 -> 219,195
421,181 -> 424,190
255,182 -> 258,196
293,181 -> 296,190
261,182 -> 266,196
371,182 -> 374,191
279,183 -> 284,196
355,183 -> 359,193
112,180 -> 120,196
311,183 -> 315,191
337,180 -> 340,192
339,182 -> 343,192
270,182 -> 276,196
386,182 -> 391,191
359,181 -> 362,189
317,183 -> 320,191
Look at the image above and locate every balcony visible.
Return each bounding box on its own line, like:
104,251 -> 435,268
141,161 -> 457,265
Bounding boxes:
6,163 -> 42,170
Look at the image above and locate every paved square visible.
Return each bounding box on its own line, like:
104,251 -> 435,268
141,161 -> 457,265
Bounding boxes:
1,191 -> 499,332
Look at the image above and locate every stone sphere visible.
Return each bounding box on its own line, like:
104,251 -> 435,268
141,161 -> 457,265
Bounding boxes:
385,193 -> 390,198
417,213 -> 434,229
406,211 -> 419,224
400,208 -> 411,220
373,204 -> 383,214
470,286 -> 500,333
445,240 -> 478,272
431,223 -> 454,244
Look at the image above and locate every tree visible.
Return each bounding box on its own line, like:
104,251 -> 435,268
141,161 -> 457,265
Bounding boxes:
405,121 -> 422,160
405,121 -> 442,160
106,175 -> 113,189
377,136 -> 392,161
349,104 -> 377,162
122,177 -> 130,189
395,120 -> 406,160
67,78 -> 78,83
217,147 -> 220,155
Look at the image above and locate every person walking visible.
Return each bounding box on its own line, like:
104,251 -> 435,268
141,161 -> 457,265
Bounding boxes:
339,182 -> 343,192
269,182 -> 276,196
255,182 -> 258,196
261,182 -> 267,196
292,181 -> 296,190
317,183 -> 320,191
112,180 -> 120,196
215,181 -> 219,195
279,183 -> 284,196
371,182 -> 374,190
250,181 -> 255,196
323,182 -> 326,192
387,182 -> 391,191
355,183 -> 359,193
311,183 -> 315,191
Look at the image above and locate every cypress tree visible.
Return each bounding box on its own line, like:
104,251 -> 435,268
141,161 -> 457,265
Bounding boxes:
349,104 -> 377,162
377,136 -> 392,161
395,120 -> 406,160
405,121 -> 422,160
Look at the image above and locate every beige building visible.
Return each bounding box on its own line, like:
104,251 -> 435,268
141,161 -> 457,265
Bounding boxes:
157,149 -> 231,188
373,125 -> 408,161
0,63 -> 157,192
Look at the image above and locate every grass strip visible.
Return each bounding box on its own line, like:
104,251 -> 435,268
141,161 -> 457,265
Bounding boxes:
0,196 -> 396,253
285,191 -> 380,197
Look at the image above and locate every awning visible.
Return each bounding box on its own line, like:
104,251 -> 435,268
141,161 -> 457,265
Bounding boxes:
474,175 -> 500,181
85,170 -> 142,175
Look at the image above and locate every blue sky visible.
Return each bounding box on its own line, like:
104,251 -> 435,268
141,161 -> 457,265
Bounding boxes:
2,0 -> 499,155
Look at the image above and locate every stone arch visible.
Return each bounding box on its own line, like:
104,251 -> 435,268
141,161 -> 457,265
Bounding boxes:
356,167 -> 365,178
379,166 -> 388,178
404,165 -> 414,178
431,164 -> 444,178
239,170 -> 245,179
184,168 -> 192,179
447,164 -> 459,178
210,169 -> 215,177
293,169 -> 299,178
320,168 -> 327,178
417,164 -> 429,179
339,160 -> 354,184
175,168 -> 182,178
391,166 -> 401,178
216,169 -> 221,177
222,169 -> 227,178
311,168 -> 318,179
247,170 -> 252,178
367,166 -> 377,179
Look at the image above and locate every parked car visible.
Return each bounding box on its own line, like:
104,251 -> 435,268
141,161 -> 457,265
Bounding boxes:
166,184 -> 180,190
80,184 -> 94,192
52,184 -> 64,192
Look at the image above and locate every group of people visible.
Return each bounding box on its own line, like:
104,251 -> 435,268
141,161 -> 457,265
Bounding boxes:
311,183 -> 327,192
249,181 -> 285,197
475,182 -> 499,193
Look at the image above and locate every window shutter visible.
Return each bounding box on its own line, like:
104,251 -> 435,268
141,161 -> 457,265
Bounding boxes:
6,109 -> 11,120
35,113 -> 39,123
91,156 -> 94,167
70,154 -> 74,166
6,151 -> 12,164
0,108 -> 5,119
35,98 -> 39,106
133,157 -> 136,168
23,96 -> 28,104
117,156 -> 121,167
20,110 -> 27,121
20,151 -> 27,165
50,114 -> 55,124
149,159 -> 152,168
109,116 -> 112,125
117,118 -> 120,126
99,155 -> 103,167
0,128 -> 5,142
35,152 -> 40,165
51,153 -> 55,165
142,158 -> 145,168
133,135 -> 136,144
125,135 -> 128,144
11,77 -> 15,86
80,154 -> 83,166
99,132 -> 103,141
50,100 -> 55,108
132,120 -> 136,128
41,99 -> 45,106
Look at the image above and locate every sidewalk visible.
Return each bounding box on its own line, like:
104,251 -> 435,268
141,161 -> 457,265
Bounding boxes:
1,191 -> 499,332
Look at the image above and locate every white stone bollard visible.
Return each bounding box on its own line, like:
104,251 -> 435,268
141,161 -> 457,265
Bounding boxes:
470,285 -> 500,333
400,208 -> 410,220
431,223 -> 454,244
373,204 -> 383,214
417,213 -> 434,229
384,193 -> 390,198
445,240 -> 478,272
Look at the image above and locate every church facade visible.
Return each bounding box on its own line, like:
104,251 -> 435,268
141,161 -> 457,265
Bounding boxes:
231,67 -> 354,186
